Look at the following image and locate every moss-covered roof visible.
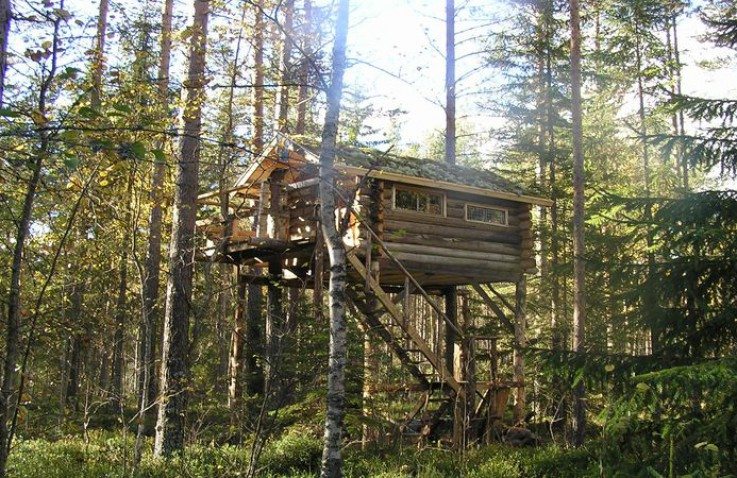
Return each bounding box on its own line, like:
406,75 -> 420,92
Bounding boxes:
287,135 -> 528,196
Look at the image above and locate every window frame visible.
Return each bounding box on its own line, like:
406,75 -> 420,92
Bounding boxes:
464,202 -> 509,227
391,184 -> 446,217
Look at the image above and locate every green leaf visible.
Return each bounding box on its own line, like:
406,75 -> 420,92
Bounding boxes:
78,106 -> 100,118
635,382 -> 650,392
112,103 -> 132,114
63,157 -> 80,170
130,142 -> 146,160
0,107 -> 20,118
151,149 -> 167,164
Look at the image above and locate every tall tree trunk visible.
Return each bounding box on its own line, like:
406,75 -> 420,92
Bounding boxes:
154,0 -> 210,457
228,273 -> 247,409
0,0 -> 11,106
513,277 -> 527,424
569,0 -> 586,448
0,6 -> 62,475
295,0 -> 312,135
671,11 -> 687,190
276,0 -> 295,131
317,1 -> 350,475
110,172 -> 134,410
252,0 -> 265,155
240,0 -> 267,401
445,0 -> 456,166
634,19 -> 659,354
66,281 -> 85,411
91,0 -> 109,109
136,0 -> 174,457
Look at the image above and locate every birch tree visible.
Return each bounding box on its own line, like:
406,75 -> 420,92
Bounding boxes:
317,0 -> 350,475
135,0 -> 174,462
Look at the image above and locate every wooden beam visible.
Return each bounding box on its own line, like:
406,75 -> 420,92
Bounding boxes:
471,283 -> 515,335
337,165 -> 553,207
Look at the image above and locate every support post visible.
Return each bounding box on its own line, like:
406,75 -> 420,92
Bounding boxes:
228,269 -> 247,409
460,292 -> 476,445
266,169 -> 285,395
362,178 -> 382,447
245,282 -> 264,396
513,276 -> 527,424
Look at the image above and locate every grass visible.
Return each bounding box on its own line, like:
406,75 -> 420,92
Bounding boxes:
6,429 -> 603,478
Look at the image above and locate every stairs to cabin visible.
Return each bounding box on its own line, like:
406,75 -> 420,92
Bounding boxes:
345,249 -> 464,441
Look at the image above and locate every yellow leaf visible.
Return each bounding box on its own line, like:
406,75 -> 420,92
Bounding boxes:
99,179 -> 109,187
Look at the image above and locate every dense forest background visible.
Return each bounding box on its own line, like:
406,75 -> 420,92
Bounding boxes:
0,0 -> 736,476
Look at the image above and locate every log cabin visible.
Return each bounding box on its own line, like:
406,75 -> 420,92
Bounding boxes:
197,133 -> 552,445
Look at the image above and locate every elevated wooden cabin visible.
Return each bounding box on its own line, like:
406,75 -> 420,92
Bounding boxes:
197,134 -> 551,445
198,134 -> 551,288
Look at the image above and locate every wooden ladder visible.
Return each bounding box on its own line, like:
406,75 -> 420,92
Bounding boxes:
347,250 -> 461,394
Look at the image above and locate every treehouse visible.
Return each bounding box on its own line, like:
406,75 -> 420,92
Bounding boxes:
197,134 -> 552,445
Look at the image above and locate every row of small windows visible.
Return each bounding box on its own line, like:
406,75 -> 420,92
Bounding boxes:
392,186 -> 508,226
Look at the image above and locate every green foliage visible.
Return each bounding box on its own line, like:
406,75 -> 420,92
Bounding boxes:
601,360 -> 737,477
259,425 -> 323,475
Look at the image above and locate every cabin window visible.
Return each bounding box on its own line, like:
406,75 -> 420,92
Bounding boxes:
465,204 -> 508,226
393,186 -> 444,215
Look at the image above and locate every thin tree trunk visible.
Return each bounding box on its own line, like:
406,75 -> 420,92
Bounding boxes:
276,0 -> 295,131
66,282 -> 85,411
445,0 -> 456,166
671,11 -> 687,190
154,0 -> 210,457
0,0 -> 11,106
513,277 -> 527,424
634,19 -> 659,354
0,5 -> 62,474
91,0 -> 109,109
318,1 -> 350,475
252,0 -> 265,155
295,1 -> 312,135
135,0 -> 174,457
110,172 -> 134,410
569,0 -> 586,448
228,272 -> 247,409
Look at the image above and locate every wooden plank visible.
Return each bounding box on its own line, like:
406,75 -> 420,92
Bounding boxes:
385,220 -> 520,244
384,242 -> 519,263
377,260 -> 521,284
383,234 -> 521,256
391,252 -> 522,272
348,252 -> 461,393
471,284 -> 515,334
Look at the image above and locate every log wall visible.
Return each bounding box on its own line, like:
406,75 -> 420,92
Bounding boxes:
284,174 -> 537,285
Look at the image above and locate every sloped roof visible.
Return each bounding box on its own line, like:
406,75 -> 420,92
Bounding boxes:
288,136 -> 523,195
213,134 -> 551,207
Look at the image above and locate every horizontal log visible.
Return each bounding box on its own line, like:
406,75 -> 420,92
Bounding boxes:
377,259 -> 522,283
385,220 -> 520,244
390,252 -> 522,272
384,242 -> 520,263
386,209 -> 518,233
383,234 -> 521,255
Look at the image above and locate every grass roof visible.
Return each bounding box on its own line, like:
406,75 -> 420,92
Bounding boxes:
287,135 -> 528,196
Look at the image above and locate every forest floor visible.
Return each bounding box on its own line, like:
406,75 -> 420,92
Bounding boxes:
4,427 -> 607,478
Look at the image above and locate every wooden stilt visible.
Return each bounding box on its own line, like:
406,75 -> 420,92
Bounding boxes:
513,277 -> 527,424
